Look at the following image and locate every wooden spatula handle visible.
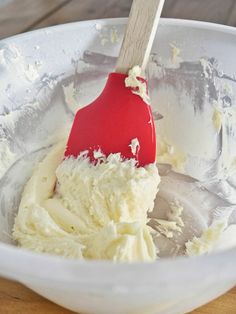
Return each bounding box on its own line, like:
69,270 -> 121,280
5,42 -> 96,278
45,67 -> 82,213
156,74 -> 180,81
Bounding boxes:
115,0 -> 165,74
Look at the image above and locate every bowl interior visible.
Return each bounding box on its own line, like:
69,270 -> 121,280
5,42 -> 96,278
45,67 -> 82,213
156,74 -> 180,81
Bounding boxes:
0,19 -> 236,257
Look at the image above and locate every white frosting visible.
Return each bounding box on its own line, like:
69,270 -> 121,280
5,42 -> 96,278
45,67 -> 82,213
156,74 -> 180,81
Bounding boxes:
99,27 -> 119,46
152,218 -> 182,238
167,200 -> 184,228
150,200 -> 184,239
169,43 -> 182,66
212,109 -> 222,132
13,143 -> 160,262
156,137 -> 186,172
185,220 -> 227,256
129,138 -> 140,156
110,28 -> 119,44
3,45 -> 40,82
95,23 -> 102,31
125,66 -> 150,104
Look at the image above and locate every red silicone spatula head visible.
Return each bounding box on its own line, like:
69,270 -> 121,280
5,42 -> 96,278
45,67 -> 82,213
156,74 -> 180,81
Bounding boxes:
65,73 -> 156,167
65,0 -> 165,166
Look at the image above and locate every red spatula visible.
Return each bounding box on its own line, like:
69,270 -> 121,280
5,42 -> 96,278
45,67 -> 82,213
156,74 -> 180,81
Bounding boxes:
65,0 -> 165,167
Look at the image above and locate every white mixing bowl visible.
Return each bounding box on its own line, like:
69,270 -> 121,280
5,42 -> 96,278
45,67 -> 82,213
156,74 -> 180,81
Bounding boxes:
0,18 -> 236,314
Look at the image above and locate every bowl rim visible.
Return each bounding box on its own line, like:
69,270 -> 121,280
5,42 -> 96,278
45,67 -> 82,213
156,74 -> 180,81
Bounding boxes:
2,17 -> 236,44
0,17 -> 236,284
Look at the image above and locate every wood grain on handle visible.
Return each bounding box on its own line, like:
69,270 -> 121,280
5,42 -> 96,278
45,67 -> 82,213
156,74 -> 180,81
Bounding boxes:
115,0 -> 165,74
